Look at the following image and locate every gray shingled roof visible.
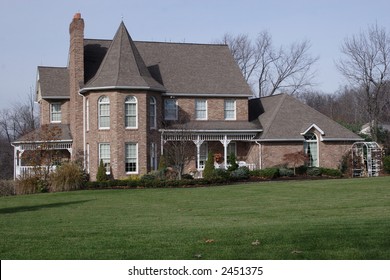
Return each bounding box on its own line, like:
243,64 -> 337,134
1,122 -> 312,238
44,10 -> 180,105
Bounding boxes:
257,94 -> 362,141
82,22 -> 165,92
38,21 -> 252,98
135,41 -> 252,96
13,124 -> 72,143
37,67 -> 69,99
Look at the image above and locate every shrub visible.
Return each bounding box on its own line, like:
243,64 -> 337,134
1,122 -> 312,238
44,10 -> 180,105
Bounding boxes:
227,153 -> 239,172
203,152 -> 215,179
383,156 -> 390,174
279,167 -> 294,177
230,166 -> 250,180
212,168 -> 230,180
0,180 -> 16,196
15,175 -> 40,195
295,165 -> 308,175
181,174 -> 194,180
96,159 -> 108,182
307,167 -> 322,176
320,168 -> 342,177
250,168 -> 279,179
50,162 -> 85,192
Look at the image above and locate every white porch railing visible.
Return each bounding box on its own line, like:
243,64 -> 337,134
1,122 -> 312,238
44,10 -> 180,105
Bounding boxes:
16,166 -> 57,178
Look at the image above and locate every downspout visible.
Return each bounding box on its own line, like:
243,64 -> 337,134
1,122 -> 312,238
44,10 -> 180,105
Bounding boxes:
255,141 -> 262,170
78,90 -> 86,170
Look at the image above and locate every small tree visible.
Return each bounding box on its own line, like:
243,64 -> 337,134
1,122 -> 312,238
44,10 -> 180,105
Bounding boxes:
227,152 -> 239,172
96,159 -> 108,182
203,151 -> 215,179
283,151 -> 308,175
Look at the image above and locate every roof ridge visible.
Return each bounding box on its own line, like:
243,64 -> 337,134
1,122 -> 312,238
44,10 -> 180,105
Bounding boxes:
260,93 -> 287,137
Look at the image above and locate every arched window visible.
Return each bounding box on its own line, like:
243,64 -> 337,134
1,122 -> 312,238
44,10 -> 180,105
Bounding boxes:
149,96 -> 157,129
98,96 -> 110,129
125,96 -> 137,128
304,133 -> 318,167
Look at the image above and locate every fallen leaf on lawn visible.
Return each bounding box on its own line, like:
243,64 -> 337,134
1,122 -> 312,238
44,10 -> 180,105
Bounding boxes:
205,239 -> 215,243
194,253 -> 202,259
291,250 -> 303,254
252,240 -> 260,246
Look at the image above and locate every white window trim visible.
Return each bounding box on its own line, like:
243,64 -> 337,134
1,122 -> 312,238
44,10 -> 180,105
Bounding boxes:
164,99 -> 178,120
149,96 -> 157,129
98,96 -> 110,130
125,96 -> 138,129
195,99 -> 208,120
98,143 -> 111,174
224,99 -> 236,120
50,102 -> 62,123
125,142 -> 138,174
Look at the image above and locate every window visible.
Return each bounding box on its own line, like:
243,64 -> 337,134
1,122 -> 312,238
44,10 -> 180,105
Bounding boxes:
150,142 -> 157,171
224,99 -> 236,120
195,99 -> 207,120
98,96 -> 110,129
164,99 -> 178,120
125,143 -> 138,173
227,142 -> 237,158
125,96 -> 137,128
304,133 -> 318,167
99,143 -> 110,173
149,97 -> 157,129
50,103 -> 61,123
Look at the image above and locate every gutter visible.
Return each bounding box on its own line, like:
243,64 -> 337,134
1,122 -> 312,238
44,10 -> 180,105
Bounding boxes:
79,85 -> 166,94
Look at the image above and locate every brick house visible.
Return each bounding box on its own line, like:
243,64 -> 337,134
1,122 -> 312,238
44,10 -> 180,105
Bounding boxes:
12,13 -> 361,179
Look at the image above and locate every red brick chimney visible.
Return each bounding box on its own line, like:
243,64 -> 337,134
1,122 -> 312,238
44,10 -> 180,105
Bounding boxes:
69,13 -> 85,159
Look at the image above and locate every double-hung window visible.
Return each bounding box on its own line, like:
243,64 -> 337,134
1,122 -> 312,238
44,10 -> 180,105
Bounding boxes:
99,143 -> 110,173
149,97 -> 157,129
164,99 -> 178,120
195,99 -> 207,120
50,103 -> 61,123
224,99 -> 236,120
125,96 -> 137,128
98,96 -> 110,129
125,143 -> 138,173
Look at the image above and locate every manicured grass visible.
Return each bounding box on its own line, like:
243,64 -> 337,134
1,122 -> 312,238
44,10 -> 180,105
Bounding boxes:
1,177 -> 389,259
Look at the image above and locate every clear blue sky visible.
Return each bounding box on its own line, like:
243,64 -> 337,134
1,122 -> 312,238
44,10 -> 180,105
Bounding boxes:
1,0 -> 390,109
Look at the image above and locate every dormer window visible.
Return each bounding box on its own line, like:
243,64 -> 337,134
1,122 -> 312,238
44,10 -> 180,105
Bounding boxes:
50,103 -> 61,123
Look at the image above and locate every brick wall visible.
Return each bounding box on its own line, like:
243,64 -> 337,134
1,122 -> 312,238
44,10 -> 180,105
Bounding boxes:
172,97 -> 249,121
85,90 -> 162,179
39,99 -> 70,125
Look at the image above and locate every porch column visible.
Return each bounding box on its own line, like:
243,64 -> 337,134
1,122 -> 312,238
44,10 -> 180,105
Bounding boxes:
220,135 -> 231,169
193,135 -> 204,171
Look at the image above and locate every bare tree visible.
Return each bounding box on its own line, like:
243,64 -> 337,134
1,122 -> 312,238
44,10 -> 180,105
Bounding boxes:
219,31 -> 318,97
0,90 -> 39,179
337,24 -> 390,141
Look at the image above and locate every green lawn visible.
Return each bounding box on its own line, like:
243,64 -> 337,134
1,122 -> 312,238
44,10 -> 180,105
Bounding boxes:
1,177 -> 389,260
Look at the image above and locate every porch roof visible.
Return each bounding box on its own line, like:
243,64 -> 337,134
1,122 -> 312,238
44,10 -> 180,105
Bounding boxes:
12,124 -> 73,144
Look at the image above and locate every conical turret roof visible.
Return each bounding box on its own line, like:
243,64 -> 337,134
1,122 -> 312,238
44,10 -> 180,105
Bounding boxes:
83,22 -> 165,92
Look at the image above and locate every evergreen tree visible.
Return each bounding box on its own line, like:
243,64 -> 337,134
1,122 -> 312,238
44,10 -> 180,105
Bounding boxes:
96,159 -> 108,181
203,152 -> 215,179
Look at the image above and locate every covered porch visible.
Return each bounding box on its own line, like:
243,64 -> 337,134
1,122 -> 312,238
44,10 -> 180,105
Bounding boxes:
12,141 -> 73,178
161,130 -> 259,177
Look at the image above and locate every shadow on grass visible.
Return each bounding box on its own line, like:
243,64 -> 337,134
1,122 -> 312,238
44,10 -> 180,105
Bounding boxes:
0,200 -> 94,214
